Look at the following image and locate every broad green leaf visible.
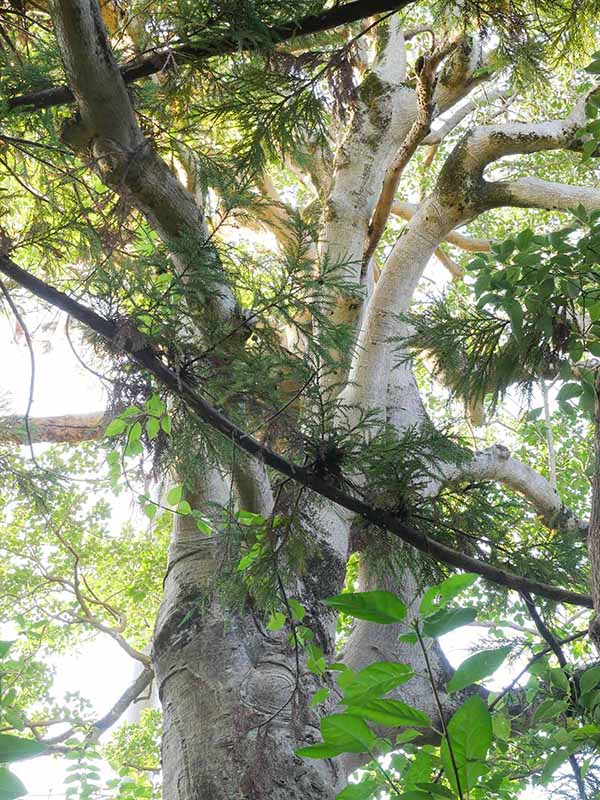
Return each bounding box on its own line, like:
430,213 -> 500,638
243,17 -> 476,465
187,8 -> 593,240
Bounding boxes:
237,510 -> 266,525
320,713 -> 376,753
146,417 -> 160,440
557,382 -> 583,402
177,500 -> 192,515
105,418 -> 126,436
129,421 -> 142,442
447,646 -> 511,693
335,780 -> 379,800
347,699 -> 430,728
416,784 -> 454,798
441,695 -> 492,793
580,666 -> 600,695
422,607 -> 477,638
0,735 -> 47,762
541,749 -> 569,784
267,611 -> 286,631
0,641 -> 13,659
492,713 -> 511,741
310,688 -> 330,707
549,668 -> 569,693
0,768 -> 26,800
343,662 -> 414,706
288,599 -> 305,621
296,743 -> 346,759
160,416 -> 172,434
533,698 -> 569,723
419,574 -> 477,615
325,591 -> 406,624
167,484 -> 183,506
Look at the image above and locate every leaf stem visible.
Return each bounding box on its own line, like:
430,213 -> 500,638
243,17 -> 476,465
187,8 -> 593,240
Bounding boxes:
414,622 -> 464,800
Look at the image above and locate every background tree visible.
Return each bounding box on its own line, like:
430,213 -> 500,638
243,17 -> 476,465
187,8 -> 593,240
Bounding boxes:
1,1 -> 600,798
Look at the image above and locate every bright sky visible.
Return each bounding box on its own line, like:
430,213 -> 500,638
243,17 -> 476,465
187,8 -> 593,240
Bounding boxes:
1,306 -> 550,799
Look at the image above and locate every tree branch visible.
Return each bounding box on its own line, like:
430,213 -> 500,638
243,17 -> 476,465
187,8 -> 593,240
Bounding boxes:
52,0 -> 238,323
0,412 -> 106,443
488,176 -> 600,214
0,252 -> 593,609
42,667 -> 153,746
442,444 -> 588,536
391,202 -> 491,251
7,0 -> 416,114
363,37 -> 460,266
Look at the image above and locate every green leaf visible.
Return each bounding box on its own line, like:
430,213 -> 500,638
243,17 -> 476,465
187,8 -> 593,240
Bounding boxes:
492,713 -> 511,742
288,599 -> 305,622
105,418 -> 126,436
167,484 -> 183,506
343,662 -> 414,706
0,768 -> 26,800
549,668 -> 570,693
129,421 -> 142,442
419,574 -> 478,615
195,516 -> 212,535
541,749 -> 569,784
335,780 -> 379,800
145,394 -> 165,417
146,417 -> 160,440
0,641 -> 14,659
422,607 -> 477,638
267,611 -> 286,631
557,382 -> 583,402
441,695 -> 492,793
447,646 -> 511,693
0,735 -> 47,762
580,666 -> 600,695
346,699 -> 430,728
160,416 -> 172,435
296,743 -> 346,759
325,591 -> 406,624
320,713 -> 376,753
237,510 -> 266,526
310,688 -> 330,707
533,698 -> 569,723
415,784 -> 454,798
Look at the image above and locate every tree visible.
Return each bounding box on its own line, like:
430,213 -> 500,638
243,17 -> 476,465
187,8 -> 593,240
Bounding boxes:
1,0 -> 600,798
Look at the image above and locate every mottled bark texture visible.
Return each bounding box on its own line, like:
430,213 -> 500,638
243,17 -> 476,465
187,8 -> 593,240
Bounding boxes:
47,2 -> 600,797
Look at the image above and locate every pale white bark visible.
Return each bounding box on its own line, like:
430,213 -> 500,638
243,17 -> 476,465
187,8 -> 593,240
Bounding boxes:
423,85 -> 506,145
492,176 -> 600,213
391,201 -> 491,251
442,444 -> 587,535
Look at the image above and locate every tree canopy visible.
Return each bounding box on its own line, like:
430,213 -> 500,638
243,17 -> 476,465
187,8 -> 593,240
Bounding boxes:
2,1 -> 600,799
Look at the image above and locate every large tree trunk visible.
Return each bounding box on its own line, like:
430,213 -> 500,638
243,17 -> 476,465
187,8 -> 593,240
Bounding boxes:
153,473 -> 349,799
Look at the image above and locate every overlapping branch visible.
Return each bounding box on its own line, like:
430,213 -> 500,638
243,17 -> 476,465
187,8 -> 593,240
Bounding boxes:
7,0 -> 416,114
0,253 -> 592,609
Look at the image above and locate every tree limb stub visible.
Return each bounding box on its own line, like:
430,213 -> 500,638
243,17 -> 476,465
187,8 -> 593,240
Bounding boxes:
0,254 -> 592,609
7,0 -> 415,113
0,412 -> 106,444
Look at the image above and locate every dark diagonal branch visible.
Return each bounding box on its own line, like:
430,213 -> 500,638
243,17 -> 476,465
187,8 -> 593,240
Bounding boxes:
0,253 -> 593,610
7,0 -> 415,113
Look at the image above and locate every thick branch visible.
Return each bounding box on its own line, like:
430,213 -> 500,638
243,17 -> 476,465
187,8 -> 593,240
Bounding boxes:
488,176 -> 600,214
364,38 -> 459,266
391,202 -> 491,251
52,0 -> 239,324
0,253 -> 592,609
8,0 -> 415,113
443,444 -> 588,536
0,412 -> 105,444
